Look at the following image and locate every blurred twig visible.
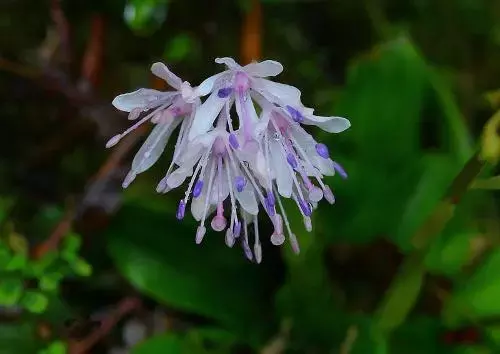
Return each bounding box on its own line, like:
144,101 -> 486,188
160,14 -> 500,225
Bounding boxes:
50,0 -> 72,65
241,0 -> 262,64
69,297 -> 141,354
339,326 -> 358,354
33,206 -> 75,259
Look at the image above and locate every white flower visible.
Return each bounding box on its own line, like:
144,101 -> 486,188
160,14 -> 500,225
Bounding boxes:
105,63 -> 201,188
106,58 -> 351,263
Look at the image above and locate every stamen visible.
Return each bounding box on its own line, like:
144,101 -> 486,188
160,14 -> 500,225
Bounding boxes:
234,176 -> 246,192
323,185 -> 336,204
332,161 -> 348,179
276,190 -> 300,254
217,87 -> 233,98
285,105 -> 304,123
193,180 -> 204,198
229,133 -> 239,149
122,171 -> 137,188
253,216 -> 262,264
315,143 -> 330,159
176,200 -> 186,220
303,216 -> 312,232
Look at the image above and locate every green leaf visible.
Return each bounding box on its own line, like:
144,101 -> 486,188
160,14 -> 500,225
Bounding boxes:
124,0 -> 169,35
30,251 -> 58,277
62,232 -> 81,254
375,254 -> 426,334
21,290 -> 49,314
164,34 -> 196,63
0,278 -> 23,306
70,257 -> 92,277
44,340 -> 67,354
107,203 -> 275,344
131,333 -> 183,354
5,252 -> 28,271
442,249 -> 500,326
39,273 -> 63,292
0,322 -> 39,353
328,37 -> 432,243
394,154 -> 460,250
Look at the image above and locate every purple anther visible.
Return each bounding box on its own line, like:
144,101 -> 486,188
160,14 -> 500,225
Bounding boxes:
233,220 -> 241,238
298,198 -> 312,216
315,143 -> 330,159
266,190 -> 275,207
192,180 -> 204,198
235,176 -> 246,192
217,87 -> 233,98
176,200 -> 186,220
286,153 -> 298,169
229,133 -> 239,149
332,161 -> 348,179
286,105 -> 304,123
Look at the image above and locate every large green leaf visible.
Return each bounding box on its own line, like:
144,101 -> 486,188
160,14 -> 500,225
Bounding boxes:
322,37 -> 432,243
132,333 -> 183,354
107,203 -> 275,345
394,154 -> 461,250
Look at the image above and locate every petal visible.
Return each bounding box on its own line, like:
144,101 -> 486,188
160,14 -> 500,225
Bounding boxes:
270,140 -> 293,197
151,62 -> 182,89
195,72 -> 227,97
166,167 -> 193,189
303,115 -> 351,133
252,78 -> 301,106
112,89 -> 174,112
243,60 -> 283,77
215,57 -> 242,70
131,118 -> 180,174
188,91 -> 228,140
234,90 -> 259,139
235,184 -> 259,215
209,167 -> 230,204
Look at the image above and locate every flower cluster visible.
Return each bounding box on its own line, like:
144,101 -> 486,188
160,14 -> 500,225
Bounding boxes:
106,58 -> 350,263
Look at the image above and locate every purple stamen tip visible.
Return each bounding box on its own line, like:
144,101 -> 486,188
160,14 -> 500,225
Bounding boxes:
332,161 -> 348,179
229,133 -> 239,149
217,87 -> 233,98
233,221 -> 241,238
286,105 -> 304,123
299,198 -> 312,216
193,180 -> 204,198
176,200 -> 186,220
286,153 -> 298,169
315,143 -> 330,159
235,176 -> 246,192
266,191 -> 275,207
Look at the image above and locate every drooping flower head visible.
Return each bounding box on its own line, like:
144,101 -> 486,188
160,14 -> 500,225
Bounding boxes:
107,57 -> 350,263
